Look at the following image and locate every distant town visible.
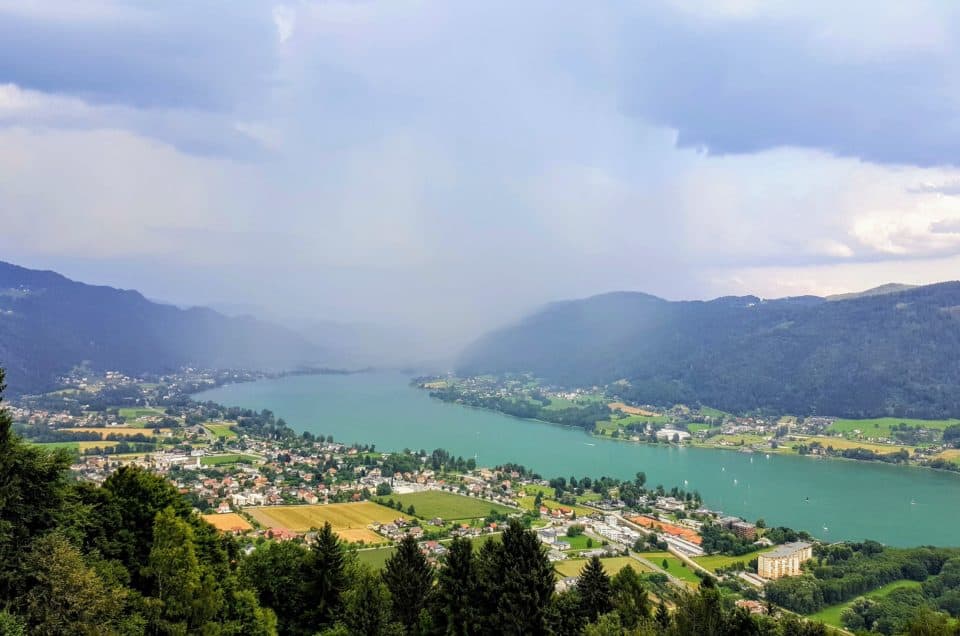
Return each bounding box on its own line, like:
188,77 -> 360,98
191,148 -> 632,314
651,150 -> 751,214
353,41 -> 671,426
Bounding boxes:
14,366 -> 956,632
416,374 -> 960,473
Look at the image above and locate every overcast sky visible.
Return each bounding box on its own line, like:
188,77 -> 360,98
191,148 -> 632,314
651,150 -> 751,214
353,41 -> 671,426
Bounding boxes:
2,1 -> 960,352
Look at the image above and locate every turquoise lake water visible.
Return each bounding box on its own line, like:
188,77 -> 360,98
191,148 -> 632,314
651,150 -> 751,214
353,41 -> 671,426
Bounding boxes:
195,372 -> 960,547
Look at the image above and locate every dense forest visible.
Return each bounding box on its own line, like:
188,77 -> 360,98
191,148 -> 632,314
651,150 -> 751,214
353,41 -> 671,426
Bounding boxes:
458,283 -> 960,418
0,260 -> 324,394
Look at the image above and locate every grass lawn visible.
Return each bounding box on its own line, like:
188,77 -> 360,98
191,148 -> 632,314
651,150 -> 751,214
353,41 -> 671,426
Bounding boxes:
356,546 -> 396,569
544,397 -> 577,411
687,423 -> 714,434
562,534 -> 597,550
694,550 -> 763,573
200,453 -> 259,466
828,417 -> 959,438
807,580 -> 922,628
635,552 -> 701,584
705,434 -> 769,446
206,422 -> 238,438
393,491 -> 515,520
554,557 -> 647,579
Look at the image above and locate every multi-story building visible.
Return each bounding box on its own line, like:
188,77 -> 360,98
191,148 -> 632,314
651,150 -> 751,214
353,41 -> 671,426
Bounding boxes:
757,541 -> 813,579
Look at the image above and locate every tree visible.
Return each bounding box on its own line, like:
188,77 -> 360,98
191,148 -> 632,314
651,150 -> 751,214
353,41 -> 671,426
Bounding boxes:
576,557 -> 612,622
0,369 -> 71,598
655,600 -> 670,631
144,507 -> 221,633
306,522 -> 348,630
583,612 -> 623,636
610,565 -> 650,629
432,537 -> 479,636
382,534 -> 433,632
339,568 -> 401,636
240,540 -> 311,635
485,519 -> 555,635
96,465 -> 192,585
18,533 -> 130,636
376,483 -> 392,497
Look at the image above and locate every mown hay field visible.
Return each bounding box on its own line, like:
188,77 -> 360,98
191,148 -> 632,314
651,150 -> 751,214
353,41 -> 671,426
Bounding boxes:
202,513 -> 253,532
249,503 -> 410,533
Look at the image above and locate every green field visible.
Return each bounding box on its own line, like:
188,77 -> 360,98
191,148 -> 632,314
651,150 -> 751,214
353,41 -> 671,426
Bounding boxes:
635,552 -> 701,583
201,454 -> 259,466
693,550 -> 763,573
118,407 -> 167,423
206,423 -> 238,438
554,557 -> 646,579
27,441 -> 80,452
393,491 -> 515,520
356,546 -> 396,569
828,417 -> 959,438
561,534 -> 596,550
699,406 -> 731,419
807,579 -> 922,628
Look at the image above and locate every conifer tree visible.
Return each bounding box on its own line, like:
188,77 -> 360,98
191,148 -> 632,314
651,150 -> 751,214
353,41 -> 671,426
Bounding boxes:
307,522 -> 348,629
432,537 -> 479,635
576,556 -> 613,622
489,519 -> 555,635
382,534 -> 433,632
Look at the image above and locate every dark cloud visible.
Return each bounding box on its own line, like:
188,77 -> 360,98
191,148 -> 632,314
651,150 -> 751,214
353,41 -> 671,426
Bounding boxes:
620,6 -> 960,167
0,2 -> 276,112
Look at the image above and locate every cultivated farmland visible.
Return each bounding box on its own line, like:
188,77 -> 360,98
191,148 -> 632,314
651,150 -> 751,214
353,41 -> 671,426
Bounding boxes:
248,502 -> 411,538
202,513 -> 253,533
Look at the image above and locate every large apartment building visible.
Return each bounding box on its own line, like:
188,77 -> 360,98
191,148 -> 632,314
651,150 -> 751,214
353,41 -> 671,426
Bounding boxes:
757,541 -> 813,579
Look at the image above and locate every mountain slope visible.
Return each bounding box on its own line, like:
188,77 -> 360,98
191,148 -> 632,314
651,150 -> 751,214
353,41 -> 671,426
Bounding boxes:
458,283 -> 960,418
0,261 -> 325,394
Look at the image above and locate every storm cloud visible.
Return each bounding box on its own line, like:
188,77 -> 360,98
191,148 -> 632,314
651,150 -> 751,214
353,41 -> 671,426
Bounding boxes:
2,1 -> 960,359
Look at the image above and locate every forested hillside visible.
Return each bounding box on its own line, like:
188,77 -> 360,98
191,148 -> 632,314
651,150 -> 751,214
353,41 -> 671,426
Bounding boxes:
0,261 -> 324,394
458,283 -> 960,418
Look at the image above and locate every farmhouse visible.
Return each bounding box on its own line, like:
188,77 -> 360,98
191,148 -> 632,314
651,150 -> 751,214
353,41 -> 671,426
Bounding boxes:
757,541 -> 813,579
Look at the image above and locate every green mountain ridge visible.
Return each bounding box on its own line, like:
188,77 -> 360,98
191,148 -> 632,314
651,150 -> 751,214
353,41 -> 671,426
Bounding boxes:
457,282 -> 960,418
0,261 -> 326,394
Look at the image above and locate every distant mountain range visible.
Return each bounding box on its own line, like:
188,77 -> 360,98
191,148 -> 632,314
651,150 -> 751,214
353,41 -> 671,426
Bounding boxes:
458,283 -> 960,418
0,261 -> 325,394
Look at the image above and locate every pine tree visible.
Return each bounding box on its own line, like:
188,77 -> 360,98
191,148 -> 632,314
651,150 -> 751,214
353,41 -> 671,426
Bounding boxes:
307,522 -> 348,630
576,556 -> 612,622
340,567 -> 400,636
432,537 -> 479,635
489,519 -> 555,635
382,534 -> 433,632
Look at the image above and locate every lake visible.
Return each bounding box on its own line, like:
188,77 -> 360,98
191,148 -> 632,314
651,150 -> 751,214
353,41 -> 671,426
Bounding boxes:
195,372 -> 960,547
